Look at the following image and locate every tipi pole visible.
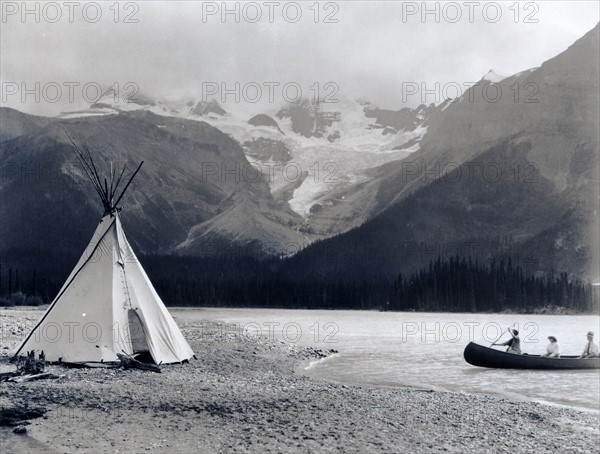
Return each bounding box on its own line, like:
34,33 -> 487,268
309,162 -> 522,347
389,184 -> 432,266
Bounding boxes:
111,166 -> 128,205
84,145 -> 111,210
65,132 -> 106,202
112,161 -> 144,209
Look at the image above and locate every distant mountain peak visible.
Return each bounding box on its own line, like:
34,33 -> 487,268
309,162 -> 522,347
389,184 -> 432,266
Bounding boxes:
482,69 -> 510,83
191,99 -> 227,118
92,89 -> 157,109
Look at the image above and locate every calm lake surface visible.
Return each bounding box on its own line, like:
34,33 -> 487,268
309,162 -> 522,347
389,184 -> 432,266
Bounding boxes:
177,308 -> 600,411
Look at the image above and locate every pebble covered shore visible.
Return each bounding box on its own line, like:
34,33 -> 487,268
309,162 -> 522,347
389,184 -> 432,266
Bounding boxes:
1,308 -> 599,453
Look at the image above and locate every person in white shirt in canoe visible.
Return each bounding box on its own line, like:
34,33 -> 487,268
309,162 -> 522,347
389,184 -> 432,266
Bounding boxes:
579,331 -> 599,358
543,336 -> 560,358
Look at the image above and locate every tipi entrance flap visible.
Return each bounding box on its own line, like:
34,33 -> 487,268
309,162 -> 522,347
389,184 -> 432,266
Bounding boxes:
127,309 -> 150,354
115,216 -> 194,363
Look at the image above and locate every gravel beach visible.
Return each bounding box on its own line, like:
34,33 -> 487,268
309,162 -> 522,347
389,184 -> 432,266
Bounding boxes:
1,308 -> 599,453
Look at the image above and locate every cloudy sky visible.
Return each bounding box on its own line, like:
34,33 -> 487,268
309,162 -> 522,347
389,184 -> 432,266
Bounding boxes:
1,1 -> 599,116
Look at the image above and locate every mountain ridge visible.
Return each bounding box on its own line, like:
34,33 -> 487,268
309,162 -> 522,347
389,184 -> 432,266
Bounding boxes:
2,24 -> 598,287
279,23 -> 600,282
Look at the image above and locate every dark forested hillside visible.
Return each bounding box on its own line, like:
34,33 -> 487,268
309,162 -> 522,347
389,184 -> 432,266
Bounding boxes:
1,251 -> 596,313
390,257 -> 595,313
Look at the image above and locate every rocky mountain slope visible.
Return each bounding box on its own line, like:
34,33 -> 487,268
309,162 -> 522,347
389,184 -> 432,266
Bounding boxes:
280,24 -> 600,282
0,109 -> 309,257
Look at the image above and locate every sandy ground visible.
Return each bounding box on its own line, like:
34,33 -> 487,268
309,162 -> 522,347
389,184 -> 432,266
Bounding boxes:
1,308 -> 599,453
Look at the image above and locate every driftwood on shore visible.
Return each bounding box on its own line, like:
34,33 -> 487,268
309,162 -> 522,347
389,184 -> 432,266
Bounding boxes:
116,353 -> 161,373
0,371 -> 21,381
58,360 -> 112,369
7,372 -> 60,383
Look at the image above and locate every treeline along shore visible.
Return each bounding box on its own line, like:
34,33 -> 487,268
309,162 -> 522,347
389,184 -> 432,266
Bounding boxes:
1,248 -> 597,313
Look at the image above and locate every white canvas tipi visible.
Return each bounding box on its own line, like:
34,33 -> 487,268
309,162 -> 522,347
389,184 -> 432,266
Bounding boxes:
14,136 -> 194,364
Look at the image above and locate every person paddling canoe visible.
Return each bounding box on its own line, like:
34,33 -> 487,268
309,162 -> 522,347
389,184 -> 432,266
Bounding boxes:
492,328 -> 521,354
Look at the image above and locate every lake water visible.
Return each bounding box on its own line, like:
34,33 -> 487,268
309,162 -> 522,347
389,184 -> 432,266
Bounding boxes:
177,308 -> 600,412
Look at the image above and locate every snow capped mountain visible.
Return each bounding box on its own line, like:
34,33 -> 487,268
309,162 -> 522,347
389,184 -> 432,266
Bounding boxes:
283,24 -> 600,282
8,23 -> 598,267
207,95 -> 436,221
58,66 -> 540,237
62,90 -> 439,233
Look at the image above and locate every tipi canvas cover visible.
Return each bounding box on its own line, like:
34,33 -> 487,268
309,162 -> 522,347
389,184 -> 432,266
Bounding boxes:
15,212 -> 194,364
